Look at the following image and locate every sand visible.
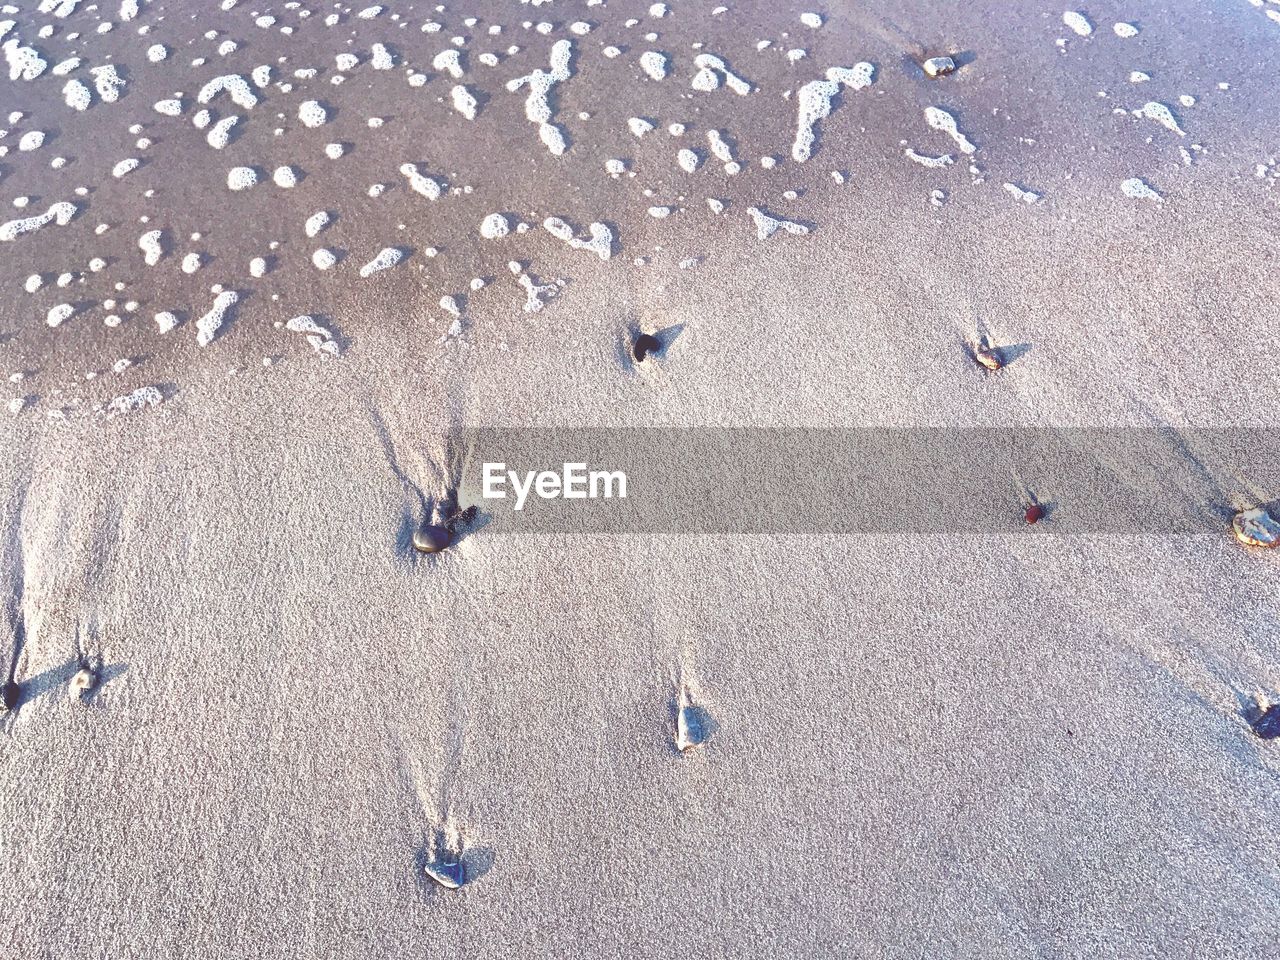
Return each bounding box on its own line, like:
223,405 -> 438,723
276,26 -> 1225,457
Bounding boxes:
2,0 -> 1280,956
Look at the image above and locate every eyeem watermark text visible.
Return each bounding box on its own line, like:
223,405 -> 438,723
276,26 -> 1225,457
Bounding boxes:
482,462 -> 628,511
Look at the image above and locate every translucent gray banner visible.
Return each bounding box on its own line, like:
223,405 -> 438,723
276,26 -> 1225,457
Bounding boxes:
450,429 -> 1279,534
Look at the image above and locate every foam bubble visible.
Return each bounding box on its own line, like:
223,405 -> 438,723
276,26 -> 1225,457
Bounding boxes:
63,77 -> 91,110
451,84 -> 479,120
0,200 -> 76,242
198,73 -> 257,109
305,210 -> 332,237
105,385 -> 162,416
640,51 -> 667,81
138,229 -> 165,265
298,99 -> 328,127
400,163 -> 444,199
273,165 -> 299,188
312,248 -> 337,269
1063,11 -> 1093,36
359,247 -> 404,277
543,216 -> 613,260
480,213 -> 511,238
196,289 -> 239,345
1121,177 -> 1162,201
792,63 -> 875,162
748,206 -> 809,240
924,106 -> 977,154
227,166 -> 258,190
46,302 -> 75,327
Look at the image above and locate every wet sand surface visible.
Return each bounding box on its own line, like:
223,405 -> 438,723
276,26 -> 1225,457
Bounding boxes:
2,0 -> 1280,956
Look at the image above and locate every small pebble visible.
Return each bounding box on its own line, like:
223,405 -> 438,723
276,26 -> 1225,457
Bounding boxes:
923,56 -> 956,78
424,856 -> 466,889
1,680 -> 19,711
413,524 -> 452,554
1025,503 -> 1045,525
974,344 -> 1003,371
1252,703 -> 1280,739
71,666 -> 97,694
633,332 -> 661,362
1233,507 -> 1280,548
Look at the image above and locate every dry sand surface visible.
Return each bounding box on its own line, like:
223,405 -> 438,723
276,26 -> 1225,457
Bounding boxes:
2,0 -> 1280,956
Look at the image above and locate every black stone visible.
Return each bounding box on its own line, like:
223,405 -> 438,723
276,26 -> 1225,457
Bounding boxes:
413,524 -> 452,554
633,332 -> 662,362
424,857 -> 466,889
1,680 -> 19,712
1253,704 -> 1280,740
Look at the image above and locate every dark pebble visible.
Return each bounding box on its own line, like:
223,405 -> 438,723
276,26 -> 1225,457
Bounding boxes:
424,857 -> 466,889
633,332 -> 661,362
1025,503 -> 1045,524
1,680 -> 19,712
1254,704 -> 1280,740
413,524 -> 452,554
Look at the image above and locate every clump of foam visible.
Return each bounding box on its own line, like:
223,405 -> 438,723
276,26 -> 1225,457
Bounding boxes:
677,148 -> 701,172
433,49 -> 464,78
285,315 -> 340,356
46,302 -> 75,327
924,106 -> 977,154
196,290 -> 239,345
227,166 -> 258,190
480,213 -> 511,238
748,206 -> 810,240
182,252 -> 202,274
105,385 -> 163,416
91,64 -> 125,102
451,85 -> 479,120
371,43 -> 394,70
1114,22 -> 1138,37
155,311 -> 178,333
506,39 -> 573,156
640,50 -> 667,81
154,98 -> 183,116
1063,11 -> 1093,36
400,163 -> 444,199
690,53 -> 752,95
628,117 -> 654,137
63,78 -> 91,110
138,229 -> 165,264
1003,182 -> 1041,203
543,216 -> 613,260
1,201 -> 77,242
273,165 -> 299,188
147,44 -> 168,63
792,63 -> 875,162
1136,101 -> 1184,136
305,211 -> 332,237
206,115 -> 239,149
19,130 -> 45,151
905,148 -> 953,168
518,271 -> 559,312
312,248 -> 337,270
299,99 -> 328,127
1121,177 -> 1162,201
359,247 -> 404,277
4,39 -> 48,81
198,73 -> 258,109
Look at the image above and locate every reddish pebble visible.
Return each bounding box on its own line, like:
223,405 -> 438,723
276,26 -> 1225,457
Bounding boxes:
1025,503 -> 1045,524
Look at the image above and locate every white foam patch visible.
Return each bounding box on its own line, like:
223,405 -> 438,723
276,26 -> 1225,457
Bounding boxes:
138,228 -> 165,265
628,117 -> 654,137
433,49 -> 464,78
677,148 -> 701,172
1121,177 -> 1162,201
1136,101 -> 1184,136
147,44 -> 167,63
63,78 -> 91,110
298,99 -> 328,127
4,39 -> 48,81
924,106 -> 977,154
206,115 -> 239,149
105,385 -> 163,416
371,43 -> 394,70
155,311 -> 178,333
748,206 -> 809,240
18,130 -> 45,151
0,200 -> 76,241
154,98 -> 183,116
543,216 -> 613,260
792,63 -> 875,162
691,53 -> 752,95
182,252 -> 202,274
312,248 -> 337,270
46,302 -> 75,327
1063,11 -> 1093,36
196,289 -> 238,345
286,315 -> 340,356
507,39 -> 573,156
640,50 -> 667,81
112,157 -> 139,178
198,73 -> 257,109
227,166 -> 258,190
1003,182 -> 1041,203
305,210 -> 332,237
1114,22 -> 1138,37
359,247 -> 404,277
273,165 -> 299,188
905,148 -> 953,168
480,213 -> 511,238
451,84 -> 479,120
518,272 -> 558,312
400,163 -> 444,199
